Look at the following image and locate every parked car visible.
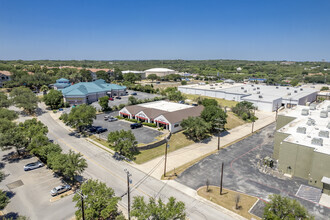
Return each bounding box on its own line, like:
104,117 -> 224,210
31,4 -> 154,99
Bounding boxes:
178,100 -> 185,104
87,126 -> 101,133
130,123 -> 142,129
24,161 -> 44,171
156,81 -> 160,84
192,103 -> 198,106
50,184 -> 71,196
96,127 -> 108,134
104,115 -> 111,120
131,92 -> 137,95
116,96 -> 121,99
107,116 -> 118,122
109,97 -> 114,101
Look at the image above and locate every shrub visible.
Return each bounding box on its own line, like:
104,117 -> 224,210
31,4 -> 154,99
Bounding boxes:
115,116 -> 124,119
181,81 -> 187,85
124,118 -> 139,123
118,104 -> 126,109
112,105 -> 118,111
142,122 -> 157,127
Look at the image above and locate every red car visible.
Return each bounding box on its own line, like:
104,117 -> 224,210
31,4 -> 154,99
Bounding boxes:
109,97 -> 114,101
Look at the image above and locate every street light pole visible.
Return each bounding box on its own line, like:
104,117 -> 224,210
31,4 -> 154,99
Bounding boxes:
251,106 -> 256,133
164,138 -> 169,177
220,162 -> 224,195
124,169 -> 132,220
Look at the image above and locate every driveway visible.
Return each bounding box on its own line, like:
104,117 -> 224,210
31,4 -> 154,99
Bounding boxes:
91,90 -> 161,111
0,149 -> 75,220
93,112 -> 163,144
176,123 -> 330,219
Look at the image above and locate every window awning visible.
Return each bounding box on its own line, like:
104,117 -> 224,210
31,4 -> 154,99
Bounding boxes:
321,176 -> 330,185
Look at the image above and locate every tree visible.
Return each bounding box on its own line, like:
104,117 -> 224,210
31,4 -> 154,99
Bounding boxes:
181,80 -> 187,85
263,194 -> 314,220
40,85 -> 49,94
128,96 -> 138,105
107,130 -> 139,160
61,104 -> 96,131
0,108 -> 18,121
43,89 -> 64,109
62,150 -> 87,182
232,101 -> 256,121
201,105 -> 227,132
321,86 -> 329,91
123,72 -> 139,83
0,190 -> 9,210
202,98 -> 218,107
147,74 -> 158,82
168,91 -> 185,102
98,96 -> 110,111
96,70 -> 110,82
181,117 -> 211,141
19,118 -> 48,143
10,87 -> 38,114
72,179 -> 120,220
131,196 -> 186,220
0,92 -> 11,108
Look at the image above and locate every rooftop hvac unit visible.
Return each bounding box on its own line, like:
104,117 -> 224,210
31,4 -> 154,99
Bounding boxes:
251,85 -> 254,87
257,87 -> 260,90
241,87 -> 244,89
300,88 -> 303,91
296,127 -> 306,134
257,91 -> 261,94
294,90 -> 298,93
307,118 -> 316,126
319,130 -> 329,138
287,87 -> 290,90
327,105 -> 330,112
287,93 -> 291,95
310,104 -> 316,110
327,122 -> 330,129
320,111 -> 328,118
244,90 -> 247,93
301,109 -> 309,116
276,86 -> 279,89
253,88 -> 256,90
311,137 -> 323,146
259,95 -> 263,98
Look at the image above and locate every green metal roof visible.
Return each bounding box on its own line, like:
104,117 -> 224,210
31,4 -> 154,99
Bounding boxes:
61,79 -> 126,97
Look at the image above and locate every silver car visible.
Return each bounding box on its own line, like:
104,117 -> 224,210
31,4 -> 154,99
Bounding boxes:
50,185 -> 71,196
107,116 -> 118,122
24,161 -> 44,171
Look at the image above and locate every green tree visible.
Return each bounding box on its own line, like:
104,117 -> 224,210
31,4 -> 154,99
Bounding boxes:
128,96 -> 138,105
63,150 -> 87,182
181,117 -> 211,141
0,126 -> 29,155
321,86 -> 329,91
232,101 -> 256,121
147,74 -> 158,82
61,104 -> 96,131
10,87 -> 39,114
123,73 -> 139,83
202,98 -> 218,107
72,179 -> 120,220
107,130 -> 139,160
96,70 -> 110,82
40,85 -> 49,94
168,91 -> 185,102
201,105 -> 227,132
19,118 -> 48,143
131,196 -> 186,220
98,96 -> 110,111
0,108 -> 18,121
0,92 -> 11,108
0,190 -> 10,210
181,80 -> 187,85
43,89 -> 64,109
263,194 -> 314,220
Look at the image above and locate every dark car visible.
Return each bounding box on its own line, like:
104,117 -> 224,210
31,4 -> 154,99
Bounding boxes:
131,92 -> 137,95
130,123 -> 142,129
116,96 -> 121,99
96,127 -> 108,134
192,103 -> 198,106
87,126 -> 101,133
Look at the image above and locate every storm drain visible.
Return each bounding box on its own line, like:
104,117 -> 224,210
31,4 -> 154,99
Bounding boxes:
6,180 -> 24,190
295,184 -> 322,203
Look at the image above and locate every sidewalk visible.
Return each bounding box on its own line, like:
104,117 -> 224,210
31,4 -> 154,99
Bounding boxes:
133,110 -> 276,179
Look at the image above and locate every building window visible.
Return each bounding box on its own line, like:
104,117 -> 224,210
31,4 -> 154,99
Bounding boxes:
174,124 -> 179,128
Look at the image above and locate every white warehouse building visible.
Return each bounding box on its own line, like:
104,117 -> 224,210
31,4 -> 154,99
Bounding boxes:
145,68 -> 176,77
178,83 -> 318,112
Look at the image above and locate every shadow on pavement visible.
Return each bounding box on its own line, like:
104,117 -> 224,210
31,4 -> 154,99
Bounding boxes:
2,151 -> 32,164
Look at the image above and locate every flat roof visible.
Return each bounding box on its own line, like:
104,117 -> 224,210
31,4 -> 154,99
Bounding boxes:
139,100 -> 193,112
278,101 -> 330,155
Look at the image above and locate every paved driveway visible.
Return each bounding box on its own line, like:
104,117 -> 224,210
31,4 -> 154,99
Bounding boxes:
176,123 -> 330,219
0,150 -> 75,220
93,112 -> 163,144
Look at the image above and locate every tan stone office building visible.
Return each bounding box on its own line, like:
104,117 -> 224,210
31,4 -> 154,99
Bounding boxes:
274,101 -> 330,194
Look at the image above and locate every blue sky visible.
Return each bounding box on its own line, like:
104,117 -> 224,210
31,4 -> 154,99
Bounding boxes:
0,0 -> 330,61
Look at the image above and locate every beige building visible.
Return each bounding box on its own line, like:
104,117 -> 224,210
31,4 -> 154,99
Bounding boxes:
274,101 -> 330,194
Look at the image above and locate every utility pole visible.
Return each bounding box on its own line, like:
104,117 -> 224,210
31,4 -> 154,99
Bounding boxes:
76,190 -> 87,220
124,169 -> 132,220
275,103 -> 279,121
214,118 -> 225,151
220,162 -> 224,195
251,106 -> 256,133
164,137 -> 170,177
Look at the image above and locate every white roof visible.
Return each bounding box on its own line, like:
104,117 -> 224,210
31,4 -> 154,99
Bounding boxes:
278,101 -> 330,155
122,70 -> 144,74
145,68 -> 175,72
321,176 -> 330,184
139,100 -> 192,112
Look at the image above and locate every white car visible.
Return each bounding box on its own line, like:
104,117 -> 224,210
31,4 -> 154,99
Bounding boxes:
107,116 -> 118,122
50,185 -> 71,196
24,161 -> 44,171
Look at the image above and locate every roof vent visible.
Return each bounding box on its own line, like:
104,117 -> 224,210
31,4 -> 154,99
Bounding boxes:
257,91 -> 261,94
310,104 -> 316,110
287,87 -> 290,90
241,87 -> 244,89
259,95 -> 263,98
296,127 -> 306,134
244,90 -> 247,93
307,118 -> 316,126
251,84 -> 254,87
327,122 -> 330,129
301,109 -> 309,116
287,93 -> 291,95
311,137 -> 323,146
276,86 -> 279,89
319,130 -> 329,138
257,87 -> 260,90
253,88 -> 256,90
327,105 -> 330,112
300,88 -> 303,91
294,90 -> 297,93
320,111 -> 328,118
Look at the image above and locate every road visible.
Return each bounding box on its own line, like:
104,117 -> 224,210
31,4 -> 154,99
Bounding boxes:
37,107 -> 239,220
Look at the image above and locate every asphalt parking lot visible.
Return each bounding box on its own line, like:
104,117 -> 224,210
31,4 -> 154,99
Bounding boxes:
92,111 -> 163,144
176,123 -> 330,219
91,90 -> 160,111
0,149 -> 75,220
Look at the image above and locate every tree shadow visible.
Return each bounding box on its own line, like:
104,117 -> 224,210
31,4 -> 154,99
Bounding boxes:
5,190 -> 16,199
0,162 -> 5,169
2,151 -> 32,164
0,212 -> 20,220
35,107 -> 46,116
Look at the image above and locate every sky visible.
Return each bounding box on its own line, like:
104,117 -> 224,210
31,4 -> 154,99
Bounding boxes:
0,0 -> 330,61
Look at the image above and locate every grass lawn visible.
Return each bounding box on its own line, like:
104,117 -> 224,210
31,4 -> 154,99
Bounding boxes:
225,112 -> 246,130
198,186 -> 260,220
184,94 -> 238,108
135,131 -> 195,164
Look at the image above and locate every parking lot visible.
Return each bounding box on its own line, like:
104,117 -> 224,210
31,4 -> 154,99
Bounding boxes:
92,111 -> 163,144
91,90 -> 160,111
0,149 -> 75,220
176,123 -> 330,219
